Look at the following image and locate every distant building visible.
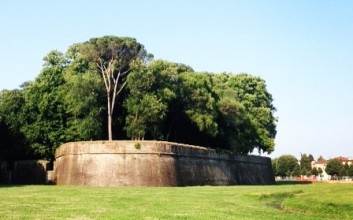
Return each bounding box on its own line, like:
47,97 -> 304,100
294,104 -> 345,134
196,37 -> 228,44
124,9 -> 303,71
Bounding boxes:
311,156 -> 353,180
311,156 -> 329,180
335,156 -> 353,166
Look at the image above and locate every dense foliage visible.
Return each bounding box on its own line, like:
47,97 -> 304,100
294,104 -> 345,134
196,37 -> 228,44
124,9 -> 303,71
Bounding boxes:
272,154 -> 320,178
273,154 -> 299,178
272,154 -> 353,180
299,153 -> 314,176
325,158 -> 343,179
0,36 -> 277,161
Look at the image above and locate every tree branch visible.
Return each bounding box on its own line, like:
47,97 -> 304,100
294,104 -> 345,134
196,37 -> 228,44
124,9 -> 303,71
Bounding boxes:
97,59 -> 109,91
117,80 -> 127,95
110,71 -> 120,114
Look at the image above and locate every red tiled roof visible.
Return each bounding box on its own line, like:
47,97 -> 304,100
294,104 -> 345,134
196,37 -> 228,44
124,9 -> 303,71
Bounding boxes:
335,156 -> 353,162
335,156 -> 349,161
316,160 -> 327,164
315,156 -> 353,164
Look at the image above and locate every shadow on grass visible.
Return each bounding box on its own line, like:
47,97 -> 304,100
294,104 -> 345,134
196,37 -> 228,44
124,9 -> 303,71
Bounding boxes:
0,184 -> 27,188
276,180 -> 313,185
0,183 -> 53,188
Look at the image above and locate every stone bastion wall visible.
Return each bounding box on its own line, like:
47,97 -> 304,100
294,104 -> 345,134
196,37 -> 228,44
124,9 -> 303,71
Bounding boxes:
54,141 -> 275,186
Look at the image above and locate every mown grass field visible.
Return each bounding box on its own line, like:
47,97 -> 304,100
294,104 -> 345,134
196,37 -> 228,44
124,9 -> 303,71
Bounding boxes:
0,182 -> 352,220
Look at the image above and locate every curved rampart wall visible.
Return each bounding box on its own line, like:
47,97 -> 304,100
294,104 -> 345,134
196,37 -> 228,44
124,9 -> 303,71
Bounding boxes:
54,141 -> 275,186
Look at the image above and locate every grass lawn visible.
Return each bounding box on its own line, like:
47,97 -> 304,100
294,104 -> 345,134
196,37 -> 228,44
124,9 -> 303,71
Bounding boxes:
0,182 -> 352,220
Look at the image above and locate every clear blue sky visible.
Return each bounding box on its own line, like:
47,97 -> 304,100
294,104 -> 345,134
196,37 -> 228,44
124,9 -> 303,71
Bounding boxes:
1,1 -> 352,159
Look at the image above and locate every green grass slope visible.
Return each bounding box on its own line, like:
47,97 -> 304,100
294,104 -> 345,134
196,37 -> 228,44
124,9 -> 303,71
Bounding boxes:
0,182 -> 352,219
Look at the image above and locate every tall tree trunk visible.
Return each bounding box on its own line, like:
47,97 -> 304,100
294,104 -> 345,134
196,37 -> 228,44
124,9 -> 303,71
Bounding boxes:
107,92 -> 112,140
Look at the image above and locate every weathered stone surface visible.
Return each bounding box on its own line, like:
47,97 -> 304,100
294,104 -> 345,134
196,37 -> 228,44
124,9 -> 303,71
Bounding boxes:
54,141 -> 275,186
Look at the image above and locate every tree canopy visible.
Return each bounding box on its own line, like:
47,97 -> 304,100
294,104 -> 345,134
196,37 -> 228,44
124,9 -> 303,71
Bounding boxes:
74,36 -> 150,140
325,159 -> 344,179
0,35 -> 277,161
300,153 -> 314,175
272,153 -> 321,178
274,154 -> 299,178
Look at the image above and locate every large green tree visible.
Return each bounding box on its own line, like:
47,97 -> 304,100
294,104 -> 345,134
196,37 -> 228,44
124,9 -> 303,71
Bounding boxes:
125,60 -> 191,140
300,153 -> 314,170
62,46 -> 106,141
20,51 -> 67,160
276,154 -> 298,178
0,89 -> 29,160
325,158 -> 343,180
300,153 -> 314,175
178,72 -> 218,142
212,73 -> 276,154
77,36 -> 150,140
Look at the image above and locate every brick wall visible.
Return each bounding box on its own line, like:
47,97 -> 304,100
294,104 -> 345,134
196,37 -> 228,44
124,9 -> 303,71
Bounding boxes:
54,141 -> 275,186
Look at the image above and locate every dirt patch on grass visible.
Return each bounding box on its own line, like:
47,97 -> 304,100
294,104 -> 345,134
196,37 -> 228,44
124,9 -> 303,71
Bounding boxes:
259,190 -> 304,210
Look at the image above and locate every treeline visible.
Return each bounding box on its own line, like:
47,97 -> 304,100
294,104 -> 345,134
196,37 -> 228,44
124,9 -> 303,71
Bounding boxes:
0,36 -> 277,161
272,154 -> 320,178
272,154 -> 353,180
